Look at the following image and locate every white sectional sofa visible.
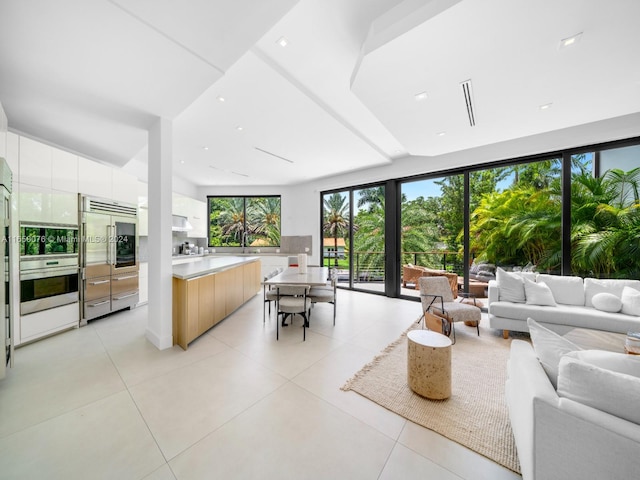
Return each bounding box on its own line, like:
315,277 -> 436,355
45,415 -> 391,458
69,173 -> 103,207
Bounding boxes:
488,269 -> 640,338
507,330 -> 640,480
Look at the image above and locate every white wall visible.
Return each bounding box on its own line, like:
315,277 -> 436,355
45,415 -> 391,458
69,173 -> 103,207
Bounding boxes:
0,101 -> 7,158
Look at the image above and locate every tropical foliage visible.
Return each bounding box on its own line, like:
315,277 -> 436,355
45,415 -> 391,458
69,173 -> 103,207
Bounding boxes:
208,196 -> 281,247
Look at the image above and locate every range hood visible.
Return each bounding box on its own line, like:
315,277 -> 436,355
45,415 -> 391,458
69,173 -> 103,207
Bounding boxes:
172,215 -> 193,232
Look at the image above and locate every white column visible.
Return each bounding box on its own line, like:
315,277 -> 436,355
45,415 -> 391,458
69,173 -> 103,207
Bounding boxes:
146,117 -> 173,349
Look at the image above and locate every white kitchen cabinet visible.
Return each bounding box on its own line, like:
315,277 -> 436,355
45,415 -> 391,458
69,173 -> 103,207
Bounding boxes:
19,136 -> 51,188
112,168 -> 138,205
138,206 -> 148,236
172,192 -> 189,217
6,132 -> 19,182
18,183 -> 51,223
20,302 -> 78,344
138,262 -> 148,305
18,183 -> 77,224
50,191 -> 78,224
0,130 -> 5,160
51,147 -> 78,193
188,198 -> 207,238
78,156 -> 112,199
137,181 -> 148,236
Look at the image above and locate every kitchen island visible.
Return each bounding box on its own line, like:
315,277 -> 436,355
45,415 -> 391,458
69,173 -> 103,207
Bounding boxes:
172,256 -> 261,349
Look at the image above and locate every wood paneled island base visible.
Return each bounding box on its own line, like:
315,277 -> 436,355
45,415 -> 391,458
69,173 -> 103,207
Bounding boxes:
172,257 -> 261,349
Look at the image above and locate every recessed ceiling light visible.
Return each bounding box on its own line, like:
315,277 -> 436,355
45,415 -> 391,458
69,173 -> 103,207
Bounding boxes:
276,36 -> 288,47
202,146 -> 209,150
180,160 -> 185,164
217,96 -> 225,102
236,126 -> 243,131
539,103 -> 553,110
437,132 -> 446,137
559,32 -> 583,49
414,91 -> 428,101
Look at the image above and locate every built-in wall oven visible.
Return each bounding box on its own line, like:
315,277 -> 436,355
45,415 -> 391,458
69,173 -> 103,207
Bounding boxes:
18,223 -> 79,315
19,256 -> 79,315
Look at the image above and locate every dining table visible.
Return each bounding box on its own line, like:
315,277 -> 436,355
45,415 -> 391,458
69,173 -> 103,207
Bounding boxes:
263,266 -> 330,340
263,266 -> 330,288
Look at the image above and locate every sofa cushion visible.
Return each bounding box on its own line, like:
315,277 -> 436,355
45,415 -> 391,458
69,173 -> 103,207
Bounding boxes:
622,286 -> 640,316
564,349 -> 640,376
592,292 -> 622,313
584,278 -> 640,308
537,274 -> 585,306
524,278 -> 556,306
528,318 -> 581,389
557,355 -> 640,425
497,267 -> 525,303
490,302 -> 640,334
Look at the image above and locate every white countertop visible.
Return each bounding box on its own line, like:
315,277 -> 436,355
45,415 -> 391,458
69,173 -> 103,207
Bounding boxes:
172,256 -> 260,280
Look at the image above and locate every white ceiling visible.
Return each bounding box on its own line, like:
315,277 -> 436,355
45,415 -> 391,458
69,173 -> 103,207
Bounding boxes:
1,0 -> 639,188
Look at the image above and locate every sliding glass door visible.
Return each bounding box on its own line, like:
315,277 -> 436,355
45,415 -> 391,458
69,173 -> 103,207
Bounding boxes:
322,185 -> 386,293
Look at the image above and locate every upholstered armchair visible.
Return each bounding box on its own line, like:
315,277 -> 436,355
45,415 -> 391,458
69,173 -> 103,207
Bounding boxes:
418,276 -> 481,343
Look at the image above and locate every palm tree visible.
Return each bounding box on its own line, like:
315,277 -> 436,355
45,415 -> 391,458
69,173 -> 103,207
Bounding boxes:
218,197 -> 245,245
250,197 -> 281,246
571,168 -> 640,277
323,193 -> 350,267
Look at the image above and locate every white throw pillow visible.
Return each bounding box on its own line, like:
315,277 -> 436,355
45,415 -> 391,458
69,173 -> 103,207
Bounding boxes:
524,278 -> 556,306
591,292 -> 622,313
621,286 -> 640,316
537,274 -> 585,306
564,350 -> 640,377
557,356 -> 640,425
527,318 -> 581,389
497,267 -> 526,303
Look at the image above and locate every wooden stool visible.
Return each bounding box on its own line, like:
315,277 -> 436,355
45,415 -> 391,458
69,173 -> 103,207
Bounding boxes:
407,330 -> 452,399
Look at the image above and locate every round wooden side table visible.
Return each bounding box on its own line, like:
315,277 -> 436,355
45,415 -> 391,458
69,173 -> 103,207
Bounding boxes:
407,329 -> 452,400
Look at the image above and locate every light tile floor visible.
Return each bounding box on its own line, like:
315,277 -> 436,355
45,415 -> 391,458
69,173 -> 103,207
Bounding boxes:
0,290 -> 522,480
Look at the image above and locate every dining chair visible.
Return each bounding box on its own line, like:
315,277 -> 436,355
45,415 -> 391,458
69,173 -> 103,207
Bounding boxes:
308,268 -> 337,325
418,276 -> 481,344
263,269 -> 281,322
276,284 -> 311,341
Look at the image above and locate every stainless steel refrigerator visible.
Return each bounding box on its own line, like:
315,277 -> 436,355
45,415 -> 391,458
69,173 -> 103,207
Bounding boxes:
79,195 -> 139,325
1,158 -> 12,380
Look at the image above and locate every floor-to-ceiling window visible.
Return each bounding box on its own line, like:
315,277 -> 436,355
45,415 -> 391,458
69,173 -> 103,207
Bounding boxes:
322,185 -> 386,293
400,175 -> 463,296
320,137 -> 640,301
571,145 -> 640,279
353,187 -> 385,293
469,158 -> 562,276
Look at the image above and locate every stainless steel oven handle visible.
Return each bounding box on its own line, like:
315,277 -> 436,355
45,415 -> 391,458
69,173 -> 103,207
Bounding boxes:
88,280 -> 109,285
20,267 -> 78,280
88,300 -> 110,307
113,292 -> 137,301
114,275 -> 138,281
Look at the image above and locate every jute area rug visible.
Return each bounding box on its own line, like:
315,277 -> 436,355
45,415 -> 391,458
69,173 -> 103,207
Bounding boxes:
342,320 -> 523,474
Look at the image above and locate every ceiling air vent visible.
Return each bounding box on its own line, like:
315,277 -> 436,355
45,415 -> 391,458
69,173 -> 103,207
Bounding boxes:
460,79 -> 476,127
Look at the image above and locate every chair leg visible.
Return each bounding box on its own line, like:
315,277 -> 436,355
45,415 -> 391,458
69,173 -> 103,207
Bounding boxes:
476,321 -> 480,336
451,322 -> 456,345
332,300 -> 336,326
301,312 -> 308,341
